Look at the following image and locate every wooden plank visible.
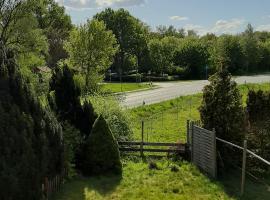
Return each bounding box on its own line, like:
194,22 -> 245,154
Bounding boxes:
118,141 -> 184,147
119,147 -> 185,153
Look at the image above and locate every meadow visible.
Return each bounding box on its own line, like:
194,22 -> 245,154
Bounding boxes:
129,83 -> 270,143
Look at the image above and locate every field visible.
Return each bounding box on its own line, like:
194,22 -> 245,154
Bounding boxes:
53,82 -> 270,200
129,83 -> 270,143
101,83 -> 154,93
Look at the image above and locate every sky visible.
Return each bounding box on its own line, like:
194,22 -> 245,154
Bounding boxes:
56,0 -> 270,36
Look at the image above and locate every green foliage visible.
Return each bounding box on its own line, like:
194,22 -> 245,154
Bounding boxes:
246,90 -> 270,161
0,46 -> 63,199
199,69 -> 245,144
148,36 -> 180,74
65,19 -> 118,91
82,115 -> 122,175
62,121 -> 82,178
94,8 -> 149,73
33,0 -> 73,68
210,35 -> 245,74
49,64 -> 98,173
240,24 -> 261,72
174,38 -> 209,79
88,95 -> 133,141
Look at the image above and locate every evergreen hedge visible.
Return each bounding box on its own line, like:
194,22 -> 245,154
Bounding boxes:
82,115 -> 122,175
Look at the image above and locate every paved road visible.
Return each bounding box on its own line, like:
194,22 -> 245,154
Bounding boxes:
121,74 -> 270,108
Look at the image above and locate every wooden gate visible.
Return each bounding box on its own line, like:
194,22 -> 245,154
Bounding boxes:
188,121 -> 217,178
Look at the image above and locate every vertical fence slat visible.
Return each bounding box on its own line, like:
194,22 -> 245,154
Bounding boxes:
241,140 -> 247,196
141,121 -> 144,157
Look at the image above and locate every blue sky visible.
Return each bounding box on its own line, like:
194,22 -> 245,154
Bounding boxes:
56,0 -> 270,35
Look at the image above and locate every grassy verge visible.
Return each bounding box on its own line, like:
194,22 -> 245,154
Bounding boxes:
129,83 -> 270,143
52,158 -> 233,200
101,83 -> 153,93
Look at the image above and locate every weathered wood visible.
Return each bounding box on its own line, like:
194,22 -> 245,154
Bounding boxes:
118,141 -> 184,147
141,121 -> 144,157
119,147 -> 185,153
241,140 -> 247,196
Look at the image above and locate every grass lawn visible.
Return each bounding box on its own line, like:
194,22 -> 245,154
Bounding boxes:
52,158 -> 234,200
101,83 -> 154,93
53,82 -> 270,200
129,83 -> 270,143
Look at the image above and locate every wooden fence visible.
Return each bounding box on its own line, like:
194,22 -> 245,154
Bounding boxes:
118,141 -> 186,155
42,168 -> 68,199
118,121 -> 187,156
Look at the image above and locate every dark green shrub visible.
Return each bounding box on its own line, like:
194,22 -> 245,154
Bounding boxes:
0,48 -> 63,199
200,69 -> 245,144
82,115 -> 122,175
246,90 -> 270,164
199,68 -> 246,168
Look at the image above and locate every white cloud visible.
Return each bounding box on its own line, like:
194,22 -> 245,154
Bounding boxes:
184,18 -> 245,36
57,0 -> 145,9
183,24 -> 207,35
211,19 -> 245,34
256,24 -> 270,31
169,16 -> 188,21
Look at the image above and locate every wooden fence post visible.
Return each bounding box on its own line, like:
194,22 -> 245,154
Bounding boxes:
186,120 -> 190,146
191,121 -> 194,162
141,121 -> 144,157
241,140 -> 247,196
212,128 -> 217,178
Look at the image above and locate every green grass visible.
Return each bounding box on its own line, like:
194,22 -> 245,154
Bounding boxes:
129,83 -> 270,143
53,158 -> 233,200
53,82 -> 270,200
101,83 -> 153,93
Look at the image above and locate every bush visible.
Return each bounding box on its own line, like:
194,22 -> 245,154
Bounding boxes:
89,95 -> 133,141
200,68 -> 245,144
82,115 -> 122,175
246,90 -> 270,164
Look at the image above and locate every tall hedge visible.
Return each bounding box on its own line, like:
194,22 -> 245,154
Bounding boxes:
200,68 -> 245,143
246,90 -> 270,162
82,115 -> 122,175
0,48 -> 64,199
49,65 -> 98,172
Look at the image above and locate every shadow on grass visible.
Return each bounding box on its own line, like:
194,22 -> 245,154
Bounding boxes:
52,173 -> 122,200
85,173 -> 122,195
218,169 -> 270,200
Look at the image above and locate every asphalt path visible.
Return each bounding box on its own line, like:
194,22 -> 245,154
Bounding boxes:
121,74 -> 270,108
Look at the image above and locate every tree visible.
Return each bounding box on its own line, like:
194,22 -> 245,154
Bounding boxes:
210,35 -> 245,74
174,38 -> 209,79
82,115 -> 122,175
200,67 -> 245,144
49,65 -> 97,138
240,24 -> 261,72
0,41 -> 63,200
94,8 -> 149,73
65,19 -> 118,91
33,0 -> 73,68
156,25 -> 185,38
148,36 -> 180,74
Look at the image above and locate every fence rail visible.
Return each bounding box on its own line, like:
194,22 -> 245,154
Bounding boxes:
119,141 -> 186,154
